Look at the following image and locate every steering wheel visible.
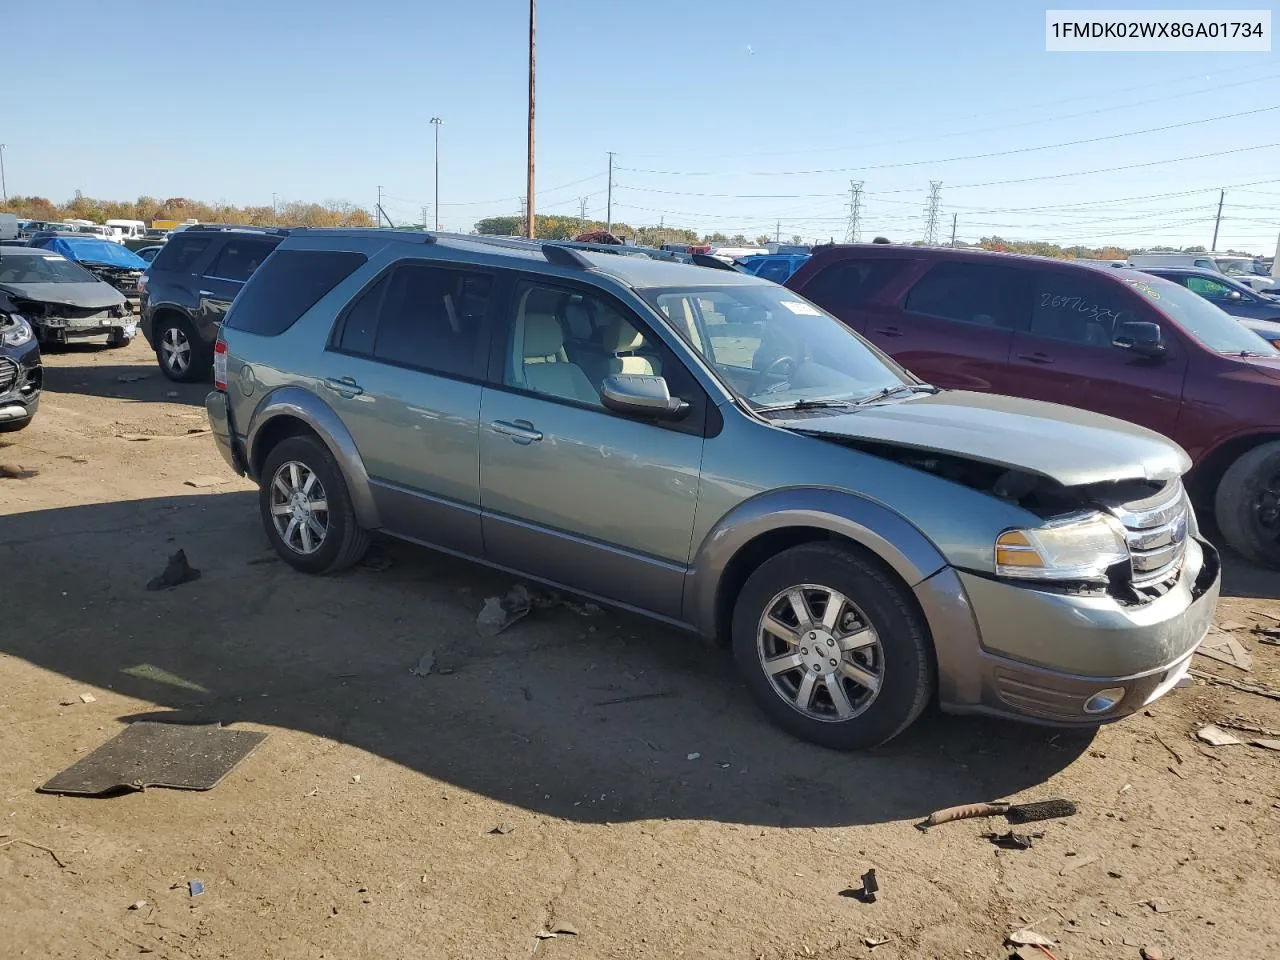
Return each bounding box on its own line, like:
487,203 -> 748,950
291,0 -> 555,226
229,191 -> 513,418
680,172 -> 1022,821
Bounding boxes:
754,355 -> 797,392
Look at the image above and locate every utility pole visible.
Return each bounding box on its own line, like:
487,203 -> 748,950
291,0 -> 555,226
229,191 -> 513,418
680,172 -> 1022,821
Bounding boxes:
525,0 -> 536,238
271,192 -> 279,217
422,205 -> 429,229
0,144 -> 7,203
605,151 -> 615,235
775,220 -> 781,243
950,212 -> 958,247
923,181 -> 942,246
376,185 -> 384,227
844,180 -> 863,243
430,117 -> 442,231
578,197 -> 588,232
1212,188 -> 1225,251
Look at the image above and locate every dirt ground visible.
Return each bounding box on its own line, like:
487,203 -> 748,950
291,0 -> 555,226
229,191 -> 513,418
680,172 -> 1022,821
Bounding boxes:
1,339 -> 1279,960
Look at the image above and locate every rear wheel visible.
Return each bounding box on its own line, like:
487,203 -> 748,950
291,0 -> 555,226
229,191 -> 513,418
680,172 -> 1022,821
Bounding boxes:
258,434 -> 370,574
1215,440 -> 1280,568
154,314 -> 209,382
732,542 -> 934,750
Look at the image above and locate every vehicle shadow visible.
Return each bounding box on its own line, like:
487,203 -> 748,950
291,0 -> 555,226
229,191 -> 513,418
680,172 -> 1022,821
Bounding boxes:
1219,547 -> 1280,601
39,349 -> 207,407
2,493 -> 1092,828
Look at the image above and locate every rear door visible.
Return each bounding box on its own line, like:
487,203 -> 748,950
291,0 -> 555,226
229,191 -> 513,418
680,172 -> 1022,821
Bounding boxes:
321,258 -> 496,556
197,236 -> 280,331
1004,269 -> 1187,436
869,260 -> 1027,392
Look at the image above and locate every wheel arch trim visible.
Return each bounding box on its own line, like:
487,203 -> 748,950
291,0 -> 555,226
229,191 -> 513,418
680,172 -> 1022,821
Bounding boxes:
685,487 -> 949,639
244,385 -> 381,530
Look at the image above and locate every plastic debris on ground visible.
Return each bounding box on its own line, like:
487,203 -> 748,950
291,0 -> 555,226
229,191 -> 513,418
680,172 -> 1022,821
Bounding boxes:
409,651 -> 435,677
145,549 -> 201,591
1196,629 -> 1254,671
1196,724 -> 1243,746
188,879 -> 204,897
475,583 -> 602,636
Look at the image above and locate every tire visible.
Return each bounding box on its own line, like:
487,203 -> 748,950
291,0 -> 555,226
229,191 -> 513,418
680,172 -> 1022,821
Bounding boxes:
258,434 -> 370,575
731,542 -> 934,750
154,314 -> 210,382
1214,439 -> 1280,568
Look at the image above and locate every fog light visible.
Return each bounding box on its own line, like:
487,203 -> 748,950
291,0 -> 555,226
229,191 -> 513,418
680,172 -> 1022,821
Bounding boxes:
1083,687 -> 1126,715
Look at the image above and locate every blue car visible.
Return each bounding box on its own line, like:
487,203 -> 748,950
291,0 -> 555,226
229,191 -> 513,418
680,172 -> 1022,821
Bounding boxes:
737,254 -> 810,283
27,234 -> 148,300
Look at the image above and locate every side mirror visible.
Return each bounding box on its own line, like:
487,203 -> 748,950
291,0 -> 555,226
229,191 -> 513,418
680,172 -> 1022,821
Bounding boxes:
1228,290 -> 1243,301
599,374 -> 690,420
1113,320 -> 1166,358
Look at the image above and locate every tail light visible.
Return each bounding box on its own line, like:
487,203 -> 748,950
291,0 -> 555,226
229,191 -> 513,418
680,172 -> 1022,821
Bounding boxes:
213,336 -> 228,391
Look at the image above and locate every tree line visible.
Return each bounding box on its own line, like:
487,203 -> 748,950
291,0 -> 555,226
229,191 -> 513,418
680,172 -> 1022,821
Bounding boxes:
0,192 -> 374,228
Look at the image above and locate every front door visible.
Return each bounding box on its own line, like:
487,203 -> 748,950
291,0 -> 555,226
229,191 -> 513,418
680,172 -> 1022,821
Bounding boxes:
320,259 -> 497,555
479,278 -> 707,619
1004,269 -> 1187,438
868,260 -> 1028,393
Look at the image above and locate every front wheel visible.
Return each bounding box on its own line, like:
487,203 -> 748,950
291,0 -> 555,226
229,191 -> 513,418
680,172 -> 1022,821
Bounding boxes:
258,434 -> 370,574
732,543 -> 934,750
154,315 -> 209,382
1214,440 -> 1280,568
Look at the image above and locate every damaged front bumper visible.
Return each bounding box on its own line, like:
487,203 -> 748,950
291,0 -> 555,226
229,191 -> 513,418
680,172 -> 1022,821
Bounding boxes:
29,309 -> 137,344
917,537 -> 1220,726
0,338 -> 43,427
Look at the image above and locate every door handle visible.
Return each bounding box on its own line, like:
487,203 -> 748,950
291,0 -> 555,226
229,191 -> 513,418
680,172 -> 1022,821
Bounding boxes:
198,289 -> 215,298
1017,353 -> 1053,365
323,376 -> 364,397
872,326 -> 903,337
491,419 -> 543,444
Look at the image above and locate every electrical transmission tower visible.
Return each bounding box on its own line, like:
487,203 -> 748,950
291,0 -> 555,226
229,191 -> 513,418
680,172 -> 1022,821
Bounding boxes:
844,180 -> 864,243
578,196 -> 588,231
923,181 -> 942,246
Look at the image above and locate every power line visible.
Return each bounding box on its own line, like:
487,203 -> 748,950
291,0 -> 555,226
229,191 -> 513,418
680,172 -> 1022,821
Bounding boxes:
616,104 -> 1280,179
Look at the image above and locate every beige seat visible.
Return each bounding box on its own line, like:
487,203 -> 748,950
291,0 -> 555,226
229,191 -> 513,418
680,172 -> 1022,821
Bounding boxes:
602,317 -> 659,377
520,312 -> 598,405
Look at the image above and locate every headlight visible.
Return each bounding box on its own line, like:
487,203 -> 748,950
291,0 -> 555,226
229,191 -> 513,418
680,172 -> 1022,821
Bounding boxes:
0,314 -> 34,348
995,512 -> 1128,582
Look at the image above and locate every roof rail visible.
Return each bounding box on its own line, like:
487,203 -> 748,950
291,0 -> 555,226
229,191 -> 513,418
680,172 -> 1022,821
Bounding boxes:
181,224 -> 291,236
541,243 -> 593,269
691,253 -> 739,272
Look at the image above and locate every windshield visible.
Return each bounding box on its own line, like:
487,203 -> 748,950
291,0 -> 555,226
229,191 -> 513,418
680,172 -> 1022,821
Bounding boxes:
640,283 -> 909,408
1126,275 -> 1280,356
1214,257 -> 1255,278
0,253 -> 97,284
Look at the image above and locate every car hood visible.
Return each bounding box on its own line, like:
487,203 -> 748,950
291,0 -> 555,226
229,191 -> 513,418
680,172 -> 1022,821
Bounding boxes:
776,390 -> 1190,487
0,280 -> 125,309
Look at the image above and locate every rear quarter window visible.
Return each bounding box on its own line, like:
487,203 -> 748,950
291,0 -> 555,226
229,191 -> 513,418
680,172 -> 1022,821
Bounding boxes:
224,250 -> 368,337
799,258 -> 904,313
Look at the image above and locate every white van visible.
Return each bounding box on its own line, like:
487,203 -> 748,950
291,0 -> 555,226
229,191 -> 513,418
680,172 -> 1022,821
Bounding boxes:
105,219 -> 146,242
0,213 -> 17,241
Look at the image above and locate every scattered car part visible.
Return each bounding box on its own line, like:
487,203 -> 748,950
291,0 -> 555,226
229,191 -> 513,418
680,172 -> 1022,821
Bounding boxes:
921,798 -> 1078,829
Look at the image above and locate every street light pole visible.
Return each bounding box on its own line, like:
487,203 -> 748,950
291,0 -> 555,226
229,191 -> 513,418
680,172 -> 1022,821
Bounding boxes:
430,117 -> 442,231
526,0 -> 536,239
0,145 -> 7,203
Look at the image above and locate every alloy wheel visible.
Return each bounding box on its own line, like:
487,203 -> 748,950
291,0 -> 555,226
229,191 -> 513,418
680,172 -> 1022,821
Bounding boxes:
269,461 -> 330,555
756,583 -> 884,722
161,326 -> 191,375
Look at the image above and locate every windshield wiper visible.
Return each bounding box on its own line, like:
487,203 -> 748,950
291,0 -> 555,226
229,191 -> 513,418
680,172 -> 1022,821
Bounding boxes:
755,398 -> 857,413
854,383 -> 938,405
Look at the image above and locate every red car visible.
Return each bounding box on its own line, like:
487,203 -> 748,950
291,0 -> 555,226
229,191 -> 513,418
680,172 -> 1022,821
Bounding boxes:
787,245 -> 1280,566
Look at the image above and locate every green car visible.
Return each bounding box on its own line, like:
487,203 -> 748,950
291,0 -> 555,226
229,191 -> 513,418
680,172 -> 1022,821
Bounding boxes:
205,231 -> 1219,749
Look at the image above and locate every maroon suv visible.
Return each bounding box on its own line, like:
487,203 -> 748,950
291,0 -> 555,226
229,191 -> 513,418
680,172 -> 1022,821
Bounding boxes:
787,245 -> 1280,566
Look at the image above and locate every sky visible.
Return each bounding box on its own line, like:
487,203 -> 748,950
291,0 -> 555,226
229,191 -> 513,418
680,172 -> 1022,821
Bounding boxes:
5,0 -> 1280,251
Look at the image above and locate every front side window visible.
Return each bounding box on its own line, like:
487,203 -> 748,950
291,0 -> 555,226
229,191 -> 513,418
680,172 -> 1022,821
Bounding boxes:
503,281 -> 696,412
1184,275 -> 1235,300
641,283 -> 909,410
904,262 -> 1025,329
1123,275 -> 1279,356
206,238 -> 279,283
1028,272 -> 1136,347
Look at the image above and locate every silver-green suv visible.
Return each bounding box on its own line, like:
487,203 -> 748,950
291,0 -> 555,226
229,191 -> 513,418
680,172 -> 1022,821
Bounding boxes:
205,230 -> 1220,749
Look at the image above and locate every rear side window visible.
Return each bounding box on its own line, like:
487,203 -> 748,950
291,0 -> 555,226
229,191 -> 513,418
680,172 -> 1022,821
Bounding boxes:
225,250 -> 367,337
206,238 -> 279,283
1028,271 -> 1136,347
332,262 -> 494,380
801,258 -> 903,313
152,235 -> 211,272
904,262 -> 1025,329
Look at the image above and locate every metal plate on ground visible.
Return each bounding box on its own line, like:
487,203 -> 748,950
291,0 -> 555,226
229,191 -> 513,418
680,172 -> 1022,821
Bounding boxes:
38,722 -> 267,797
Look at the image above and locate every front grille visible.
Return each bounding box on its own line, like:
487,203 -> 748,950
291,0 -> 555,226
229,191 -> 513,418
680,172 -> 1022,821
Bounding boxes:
0,357 -> 17,395
1107,482 -> 1189,588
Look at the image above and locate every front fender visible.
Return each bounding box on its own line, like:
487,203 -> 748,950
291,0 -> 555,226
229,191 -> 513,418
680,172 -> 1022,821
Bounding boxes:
685,486 -> 948,637
244,385 -> 381,530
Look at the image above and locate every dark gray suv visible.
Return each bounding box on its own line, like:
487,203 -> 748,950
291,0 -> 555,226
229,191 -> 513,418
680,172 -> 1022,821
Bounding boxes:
204,230 -> 1220,749
139,226 -> 287,381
